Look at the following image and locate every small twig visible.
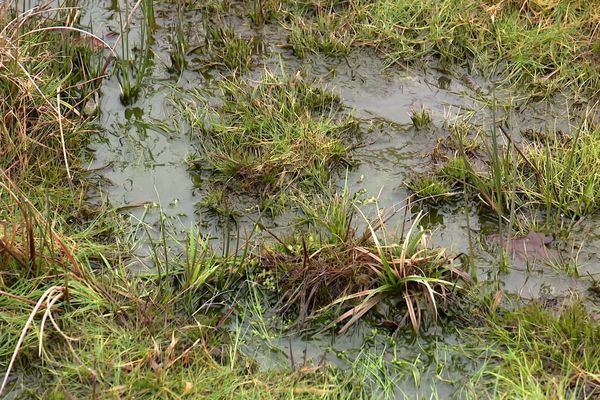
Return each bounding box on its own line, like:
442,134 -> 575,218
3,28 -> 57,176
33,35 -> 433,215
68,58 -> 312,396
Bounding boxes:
0,286 -> 65,396
215,304 -> 236,329
56,87 -> 71,180
165,337 -> 202,369
0,289 -> 38,306
39,288 -> 64,356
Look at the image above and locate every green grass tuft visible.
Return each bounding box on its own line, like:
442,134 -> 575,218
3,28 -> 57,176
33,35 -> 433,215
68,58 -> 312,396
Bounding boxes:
200,25 -> 257,72
287,12 -> 355,58
406,174 -> 455,203
439,117 -> 600,223
410,107 -> 433,130
180,71 -> 358,198
467,300 -> 600,399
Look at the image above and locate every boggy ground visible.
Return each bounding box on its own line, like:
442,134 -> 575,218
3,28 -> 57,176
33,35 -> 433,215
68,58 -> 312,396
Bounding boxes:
1,0 -> 600,399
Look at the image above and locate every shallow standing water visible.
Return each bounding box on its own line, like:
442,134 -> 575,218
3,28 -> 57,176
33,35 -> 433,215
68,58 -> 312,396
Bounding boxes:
75,0 -> 600,396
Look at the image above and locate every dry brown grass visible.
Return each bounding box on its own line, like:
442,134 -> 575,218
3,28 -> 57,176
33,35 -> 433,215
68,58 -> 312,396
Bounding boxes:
0,2 -> 104,183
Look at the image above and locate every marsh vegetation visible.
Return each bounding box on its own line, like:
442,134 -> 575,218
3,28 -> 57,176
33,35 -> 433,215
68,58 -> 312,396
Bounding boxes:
1,0 -> 600,399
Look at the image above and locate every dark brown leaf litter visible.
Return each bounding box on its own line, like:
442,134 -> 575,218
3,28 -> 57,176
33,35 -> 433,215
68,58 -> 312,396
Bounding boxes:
488,231 -> 557,262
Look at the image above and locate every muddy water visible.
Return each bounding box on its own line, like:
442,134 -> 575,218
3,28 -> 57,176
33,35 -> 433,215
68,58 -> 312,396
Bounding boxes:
77,0 -> 599,396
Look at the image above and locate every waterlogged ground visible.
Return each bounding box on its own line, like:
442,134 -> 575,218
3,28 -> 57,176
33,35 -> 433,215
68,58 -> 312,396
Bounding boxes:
4,1 -> 600,399
76,0 -> 600,397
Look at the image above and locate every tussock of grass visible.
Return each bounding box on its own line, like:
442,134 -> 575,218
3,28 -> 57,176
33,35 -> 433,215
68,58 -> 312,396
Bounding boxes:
168,9 -> 189,74
200,25 -> 257,72
114,0 -> 154,106
437,156 -> 470,183
181,71 -> 358,196
261,190 -> 466,331
410,107 -> 433,130
199,186 -> 238,217
406,174 -> 455,203
287,12 -> 355,58
524,121 -> 600,217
